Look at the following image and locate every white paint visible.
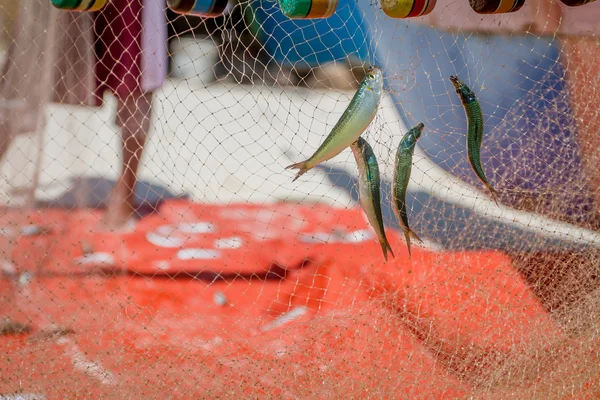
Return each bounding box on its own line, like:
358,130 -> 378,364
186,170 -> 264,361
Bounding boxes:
213,237 -> 243,249
146,223 -> 214,248
299,232 -> 333,244
0,227 -> 15,236
200,336 -> 223,352
20,225 -> 43,236
18,272 -> 33,287
146,231 -> 185,248
0,394 -> 47,400
299,229 -> 374,244
219,209 -> 248,219
177,222 -> 215,234
343,229 -> 374,243
260,306 -> 308,332
74,252 -> 115,266
58,338 -> 117,386
213,291 -> 228,306
274,348 -> 287,358
255,209 -> 278,223
0,260 -> 16,274
152,260 -> 171,271
177,248 -> 221,260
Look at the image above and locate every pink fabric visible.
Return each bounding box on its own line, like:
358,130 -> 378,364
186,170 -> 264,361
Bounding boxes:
414,0 -> 600,36
141,0 -> 168,93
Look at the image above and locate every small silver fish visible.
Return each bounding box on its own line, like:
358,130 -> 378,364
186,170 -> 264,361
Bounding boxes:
286,66 -> 384,181
449,75 -> 498,204
392,123 -> 424,257
350,137 -> 394,261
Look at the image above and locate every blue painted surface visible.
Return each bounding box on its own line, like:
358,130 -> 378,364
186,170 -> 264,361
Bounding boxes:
263,3 -> 598,248
352,6 -> 595,224
191,0 -> 216,15
251,0 -> 369,68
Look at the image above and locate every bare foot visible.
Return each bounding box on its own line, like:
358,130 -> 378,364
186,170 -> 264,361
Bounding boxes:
99,181 -> 137,232
79,185 -> 137,255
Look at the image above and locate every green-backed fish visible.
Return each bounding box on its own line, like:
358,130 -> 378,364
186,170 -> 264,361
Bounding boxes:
392,123 -> 424,257
350,137 -> 394,261
286,66 -> 384,181
449,75 -> 499,203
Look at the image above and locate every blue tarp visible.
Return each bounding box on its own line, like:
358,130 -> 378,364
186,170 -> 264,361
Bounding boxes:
250,0 -> 369,68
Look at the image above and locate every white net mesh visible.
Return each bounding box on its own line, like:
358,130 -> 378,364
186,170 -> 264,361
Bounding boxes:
1,0 -> 600,397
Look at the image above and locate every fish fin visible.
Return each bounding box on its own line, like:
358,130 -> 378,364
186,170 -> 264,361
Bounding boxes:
379,238 -> 395,261
404,230 -> 412,258
286,161 -> 311,182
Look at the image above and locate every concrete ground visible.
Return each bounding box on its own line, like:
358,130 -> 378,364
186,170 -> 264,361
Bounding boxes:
0,37 -> 403,209
1,36 -> 599,251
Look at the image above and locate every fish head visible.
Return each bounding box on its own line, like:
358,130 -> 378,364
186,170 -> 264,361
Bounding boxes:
350,137 -> 372,177
413,122 -> 424,140
449,75 -> 473,98
364,66 -> 384,95
449,75 -> 461,87
400,123 -> 424,151
354,136 -> 367,149
408,123 -> 424,142
351,136 -> 373,161
350,137 -> 366,157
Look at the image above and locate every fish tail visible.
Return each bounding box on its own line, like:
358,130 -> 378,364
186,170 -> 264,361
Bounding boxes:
379,237 -> 395,261
486,184 -> 500,206
403,229 -> 422,258
286,161 -> 311,182
409,229 -> 423,244
403,230 -> 412,258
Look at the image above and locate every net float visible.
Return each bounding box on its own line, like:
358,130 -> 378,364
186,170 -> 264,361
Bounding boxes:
277,0 -> 338,19
50,0 -> 107,11
167,0 -> 229,17
468,0 -> 524,14
381,0 -> 436,18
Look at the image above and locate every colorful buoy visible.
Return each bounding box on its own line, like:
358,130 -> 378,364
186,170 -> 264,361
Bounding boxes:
277,0 -> 338,19
468,0 -> 524,14
559,0 -> 595,6
50,0 -> 107,11
381,0 -> 436,18
167,0 -> 229,17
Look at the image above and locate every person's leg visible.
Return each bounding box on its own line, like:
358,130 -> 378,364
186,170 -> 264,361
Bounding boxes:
0,124 -> 13,162
103,91 -> 153,229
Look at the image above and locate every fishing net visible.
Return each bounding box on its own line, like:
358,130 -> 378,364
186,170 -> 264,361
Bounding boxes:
0,0 -> 599,397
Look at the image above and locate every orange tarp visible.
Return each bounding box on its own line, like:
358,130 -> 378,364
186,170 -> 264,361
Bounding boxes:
0,201 -> 567,397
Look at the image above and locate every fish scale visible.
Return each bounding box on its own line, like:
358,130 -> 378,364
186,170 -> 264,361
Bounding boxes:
315,95 -> 364,156
465,100 -> 486,182
351,137 -> 394,261
286,66 -> 384,181
450,75 -> 498,203
392,123 -> 424,257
